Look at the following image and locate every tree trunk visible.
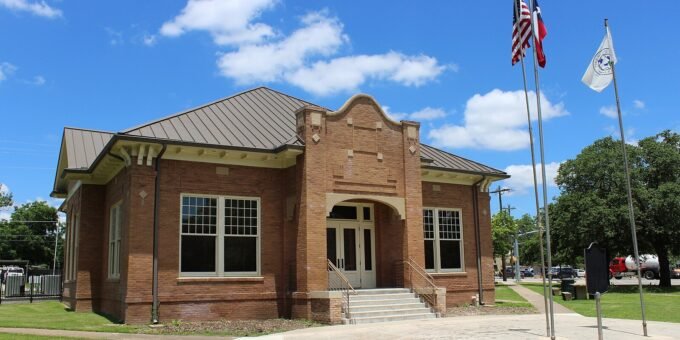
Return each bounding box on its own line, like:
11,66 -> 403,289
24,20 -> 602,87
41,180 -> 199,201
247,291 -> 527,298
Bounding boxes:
501,254 -> 507,281
656,247 -> 671,288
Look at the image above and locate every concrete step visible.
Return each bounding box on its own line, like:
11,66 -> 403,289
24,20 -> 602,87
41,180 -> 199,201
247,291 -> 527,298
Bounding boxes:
350,293 -> 416,301
354,288 -> 411,295
351,312 -> 436,324
349,302 -> 427,312
350,307 -> 432,318
350,297 -> 422,306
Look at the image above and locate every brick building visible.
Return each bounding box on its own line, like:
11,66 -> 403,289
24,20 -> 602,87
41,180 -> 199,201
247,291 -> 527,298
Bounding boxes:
51,87 -> 508,324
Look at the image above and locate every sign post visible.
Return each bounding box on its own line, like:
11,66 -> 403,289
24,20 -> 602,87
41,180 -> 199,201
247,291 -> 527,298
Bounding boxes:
585,242 -> 609,340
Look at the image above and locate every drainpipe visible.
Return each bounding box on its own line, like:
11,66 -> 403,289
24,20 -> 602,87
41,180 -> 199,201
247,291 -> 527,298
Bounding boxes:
472,176 -> 486,305
151,144 -> 167,324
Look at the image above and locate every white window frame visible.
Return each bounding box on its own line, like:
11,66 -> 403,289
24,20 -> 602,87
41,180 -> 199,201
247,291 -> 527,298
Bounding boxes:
423,207 -> 464,273
108,201 -> 122,279
179,193 -> 261,277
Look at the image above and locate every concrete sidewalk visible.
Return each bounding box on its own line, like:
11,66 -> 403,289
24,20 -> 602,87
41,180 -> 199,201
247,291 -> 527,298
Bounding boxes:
249,314 -> 678,339
506,282 -> 573,314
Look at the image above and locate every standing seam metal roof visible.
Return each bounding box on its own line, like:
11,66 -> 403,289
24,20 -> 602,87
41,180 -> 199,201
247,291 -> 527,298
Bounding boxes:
59,87 -> 506,177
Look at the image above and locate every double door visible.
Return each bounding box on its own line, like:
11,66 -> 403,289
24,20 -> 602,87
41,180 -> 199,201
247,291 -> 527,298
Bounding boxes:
327,221 -> 376,288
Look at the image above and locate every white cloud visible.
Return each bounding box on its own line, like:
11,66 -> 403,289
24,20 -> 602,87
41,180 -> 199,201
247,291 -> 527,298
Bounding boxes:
382,106 -> 408,121
382,106 -> 446,122
0,62 -> 17,82
0,0 -> 62,18
218,11 -> 347,84
287,52 -> 445,96
599,105 -> 618,119
428,89 -> 568,151
502,162 -> 561,195
0,183 -> 10,195
160,0 -> 277,46
142,34 -> 157,46
29,75 -> 45,85
105,27 -> 124,46
160,2 -> 447,95
633,99 -> 645,109
410,107 -> 446,121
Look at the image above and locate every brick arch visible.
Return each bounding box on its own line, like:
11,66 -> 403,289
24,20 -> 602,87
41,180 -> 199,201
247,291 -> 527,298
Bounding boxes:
325,193 -> 406,220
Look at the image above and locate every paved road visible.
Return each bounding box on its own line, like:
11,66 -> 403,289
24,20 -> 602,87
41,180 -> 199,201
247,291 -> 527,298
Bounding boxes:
499,277 -> 680,286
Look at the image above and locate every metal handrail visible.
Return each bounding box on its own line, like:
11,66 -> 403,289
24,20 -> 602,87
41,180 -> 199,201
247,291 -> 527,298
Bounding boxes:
402,258 -> 440,314
327,259 -> 356,320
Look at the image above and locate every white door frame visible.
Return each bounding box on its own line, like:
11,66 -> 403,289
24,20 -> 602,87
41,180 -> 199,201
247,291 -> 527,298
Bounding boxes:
327,203 -> 376,289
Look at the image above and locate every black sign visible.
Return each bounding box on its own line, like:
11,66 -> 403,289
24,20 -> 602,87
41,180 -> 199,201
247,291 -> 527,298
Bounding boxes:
585,242 -> 609,295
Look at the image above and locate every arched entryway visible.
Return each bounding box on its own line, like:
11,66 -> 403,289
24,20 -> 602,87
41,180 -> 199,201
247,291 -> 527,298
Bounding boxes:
326,197 -> 407,289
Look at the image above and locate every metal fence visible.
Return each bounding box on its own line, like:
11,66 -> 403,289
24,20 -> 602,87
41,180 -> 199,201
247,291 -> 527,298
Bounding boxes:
1,273 -> 62,304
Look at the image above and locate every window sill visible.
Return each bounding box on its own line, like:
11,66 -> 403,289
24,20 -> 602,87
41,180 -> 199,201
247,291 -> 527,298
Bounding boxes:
177,276 -> 264,283
430,272 -> 467,277
106,277 -> 120,282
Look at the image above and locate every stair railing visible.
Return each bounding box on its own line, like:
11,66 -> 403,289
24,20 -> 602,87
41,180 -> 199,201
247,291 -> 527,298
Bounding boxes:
401,257 -> 440,315
327,259 -> 357,320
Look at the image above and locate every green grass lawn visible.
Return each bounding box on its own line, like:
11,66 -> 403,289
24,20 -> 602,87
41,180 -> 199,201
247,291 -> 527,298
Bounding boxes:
495,285 -> 533,308
0,302 -> 133,333
0,301 -> 318,337
0,334 -> 82,340
522,283 -> 680,323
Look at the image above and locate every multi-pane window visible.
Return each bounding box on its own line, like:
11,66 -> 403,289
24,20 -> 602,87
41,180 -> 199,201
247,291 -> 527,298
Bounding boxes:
423,208 -> 463,272
108,203 -> 122,278
180,195 -> 260,277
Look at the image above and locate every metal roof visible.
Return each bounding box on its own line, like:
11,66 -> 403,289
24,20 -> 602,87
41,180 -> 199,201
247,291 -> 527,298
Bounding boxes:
420,143 -> 507,176
57,87 -> 506,177
122,87 -> 314,150
63,127 -> 113,169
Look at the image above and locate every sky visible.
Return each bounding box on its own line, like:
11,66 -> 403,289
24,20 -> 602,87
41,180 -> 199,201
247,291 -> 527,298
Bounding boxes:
0,0 -> 679,222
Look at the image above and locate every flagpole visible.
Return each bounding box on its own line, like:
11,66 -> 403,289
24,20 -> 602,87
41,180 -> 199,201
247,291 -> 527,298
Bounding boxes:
527,1 -> 556,339
605,18 -> 648,337
513,1 -> 550,336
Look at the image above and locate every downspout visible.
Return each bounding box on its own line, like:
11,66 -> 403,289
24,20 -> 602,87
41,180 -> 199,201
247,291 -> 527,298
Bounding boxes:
472,176 -> 486,305
151,144 -> 167,324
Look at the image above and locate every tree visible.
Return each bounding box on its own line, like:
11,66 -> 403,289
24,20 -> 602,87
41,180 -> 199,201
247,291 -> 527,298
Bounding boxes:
550,131 -> 680,287
0,201 -> 60,266
0,184 -> 12,208
492,211 -> 517,281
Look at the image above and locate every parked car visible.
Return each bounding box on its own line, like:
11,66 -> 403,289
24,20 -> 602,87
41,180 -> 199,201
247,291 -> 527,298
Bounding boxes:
504,266 -> 524,279
672,265 -> 680,279
576,269 -> 586,278
521,267 -> 535,277
548,266 -> 577,279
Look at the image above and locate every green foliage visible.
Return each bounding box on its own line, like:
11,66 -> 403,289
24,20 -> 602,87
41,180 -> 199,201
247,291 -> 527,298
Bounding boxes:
550,130 -> 680,286
492,211 -> 518,258
0,201 -> 62,266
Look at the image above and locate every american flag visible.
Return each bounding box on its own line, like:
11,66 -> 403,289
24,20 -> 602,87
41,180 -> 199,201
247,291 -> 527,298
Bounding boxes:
512,0 -> 531,66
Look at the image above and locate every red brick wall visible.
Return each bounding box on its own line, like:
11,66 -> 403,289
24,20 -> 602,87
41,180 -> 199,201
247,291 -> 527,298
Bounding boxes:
421,181 -> 495,306
124,159 -> 289,323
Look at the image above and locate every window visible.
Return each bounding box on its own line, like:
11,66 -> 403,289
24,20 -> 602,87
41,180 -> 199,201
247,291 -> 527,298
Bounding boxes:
65,213 -> 79,281
423,208 -> 463,272
180,195 -> 260,277
108,202 -> 122,278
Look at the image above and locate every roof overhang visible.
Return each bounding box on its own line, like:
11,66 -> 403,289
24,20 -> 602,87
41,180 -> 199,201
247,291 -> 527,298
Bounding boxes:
51,134 -> 304,198
420,166 -> 509,192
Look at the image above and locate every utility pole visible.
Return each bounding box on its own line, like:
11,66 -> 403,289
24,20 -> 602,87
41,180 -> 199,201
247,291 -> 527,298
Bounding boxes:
490,186 -> 511,214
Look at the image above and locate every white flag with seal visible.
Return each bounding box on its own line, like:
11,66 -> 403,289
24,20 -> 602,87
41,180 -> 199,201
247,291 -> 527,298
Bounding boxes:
582,27 -> 617,92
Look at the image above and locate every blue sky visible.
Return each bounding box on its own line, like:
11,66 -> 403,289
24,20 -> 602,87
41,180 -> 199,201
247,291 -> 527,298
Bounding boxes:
0,0 -> 678,221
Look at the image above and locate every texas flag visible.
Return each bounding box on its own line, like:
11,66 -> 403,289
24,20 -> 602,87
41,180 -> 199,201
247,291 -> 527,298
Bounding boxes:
533,0 -> 547,68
